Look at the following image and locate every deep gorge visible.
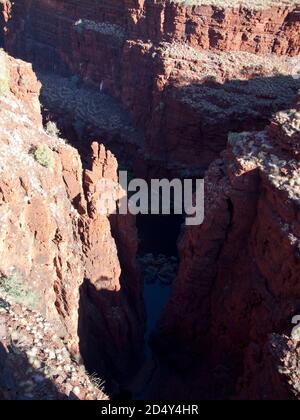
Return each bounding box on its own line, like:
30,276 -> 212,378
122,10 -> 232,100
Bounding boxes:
1,0 -> 300,400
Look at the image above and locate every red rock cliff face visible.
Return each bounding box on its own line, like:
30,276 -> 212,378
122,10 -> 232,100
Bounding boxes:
2,0 -> 299,57
0,50 -> 144,393
1,0 -> 300,176
156,95 -> 300,399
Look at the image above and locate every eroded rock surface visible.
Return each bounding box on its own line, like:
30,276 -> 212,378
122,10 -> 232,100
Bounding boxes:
0,0 -> 300,401
156,94 -> 300,399
0,49 -> 143,395
1,0 -> 299,176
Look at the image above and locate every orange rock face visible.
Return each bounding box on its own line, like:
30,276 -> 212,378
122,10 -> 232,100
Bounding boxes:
0,50 -> 143,393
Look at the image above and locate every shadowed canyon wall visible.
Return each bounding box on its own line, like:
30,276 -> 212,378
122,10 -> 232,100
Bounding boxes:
154,95 -> 300,400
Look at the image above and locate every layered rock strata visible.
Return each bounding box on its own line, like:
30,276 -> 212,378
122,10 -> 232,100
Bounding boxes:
1,0 -> 299,176
0,49 -> 143,394
157,95 -> 300,399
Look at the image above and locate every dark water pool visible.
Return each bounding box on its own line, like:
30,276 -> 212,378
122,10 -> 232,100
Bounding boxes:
136,214 -> 183,257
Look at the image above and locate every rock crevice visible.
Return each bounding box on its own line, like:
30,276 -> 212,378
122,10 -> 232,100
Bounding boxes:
0,50 -> 144,396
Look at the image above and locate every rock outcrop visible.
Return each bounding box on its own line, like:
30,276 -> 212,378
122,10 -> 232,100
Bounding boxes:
156,94 -> 300,399
1,0 -> 299,177
0,49 -> 143,395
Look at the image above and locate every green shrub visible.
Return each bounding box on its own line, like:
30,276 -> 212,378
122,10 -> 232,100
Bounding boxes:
34,144 -> 55,169
0,78 -> 9,96
0,56 -> 9,96
0,275 -> 38,309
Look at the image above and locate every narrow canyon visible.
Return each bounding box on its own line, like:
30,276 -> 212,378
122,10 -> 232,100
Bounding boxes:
0,0 -> 300,400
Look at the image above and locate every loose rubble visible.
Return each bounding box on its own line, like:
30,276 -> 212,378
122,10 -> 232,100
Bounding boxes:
0,290 -> 108,400
139,253 -> 179,287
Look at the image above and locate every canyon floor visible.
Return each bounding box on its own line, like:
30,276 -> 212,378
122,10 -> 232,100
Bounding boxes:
0,0 -> 300,400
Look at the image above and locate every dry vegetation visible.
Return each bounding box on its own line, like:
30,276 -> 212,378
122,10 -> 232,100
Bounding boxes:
0,52 -> 9,96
